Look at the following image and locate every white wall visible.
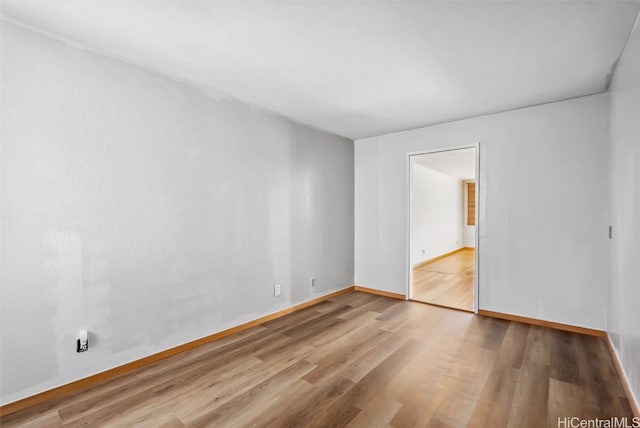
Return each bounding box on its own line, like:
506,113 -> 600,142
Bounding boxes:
411,163 -> 462,265
355,93 -> 609,329
608,14 -> 640,407
0,23 -> 354,405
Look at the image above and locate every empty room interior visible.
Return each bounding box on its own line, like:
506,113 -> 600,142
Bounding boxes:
410,148 -> 477,312
0,1 -> 639,427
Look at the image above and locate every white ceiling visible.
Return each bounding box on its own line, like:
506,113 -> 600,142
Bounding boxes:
413,148 -> 476,181
2,1 -> 639,140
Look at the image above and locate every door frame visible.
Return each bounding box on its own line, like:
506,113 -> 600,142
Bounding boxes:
406,143 -> 481,313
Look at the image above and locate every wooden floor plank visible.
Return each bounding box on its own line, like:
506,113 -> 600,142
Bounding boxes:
185,359 -> 317,427
506,360 -> 550,428
1,291 -> 633,428
467,363 -> 519,428
550,330 -> 581,384
345,393 -> 402,428
411,248 -> 475,311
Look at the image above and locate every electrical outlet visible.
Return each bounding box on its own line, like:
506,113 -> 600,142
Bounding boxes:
310,278 -> 315,288
274,284 -> 281,297
77,339 -> 88,352
77,330 -> 88,352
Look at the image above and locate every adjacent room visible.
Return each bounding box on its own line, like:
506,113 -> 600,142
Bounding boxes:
410,148 -> 477,312
1,1 -> 639,427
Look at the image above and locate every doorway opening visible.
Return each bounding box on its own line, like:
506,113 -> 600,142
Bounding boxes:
408,146 -> 478,312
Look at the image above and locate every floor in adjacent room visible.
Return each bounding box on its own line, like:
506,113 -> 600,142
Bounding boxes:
411,247 -> 475,312
1,291 -> 632,428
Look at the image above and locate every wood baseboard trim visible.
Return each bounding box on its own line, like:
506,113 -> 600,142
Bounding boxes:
605,334 -> 640,418
477,309 -> 606,337
0,286 -> 355,417
354,285 -> 406,300
412,247 -> 468,269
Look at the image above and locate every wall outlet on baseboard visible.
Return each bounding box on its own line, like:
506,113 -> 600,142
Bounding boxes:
274,284 -> 281,297
310,278 -> 315,288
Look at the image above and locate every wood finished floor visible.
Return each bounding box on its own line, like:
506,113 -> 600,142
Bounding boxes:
1,291 -> 633,428
411,248 -> 475,312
